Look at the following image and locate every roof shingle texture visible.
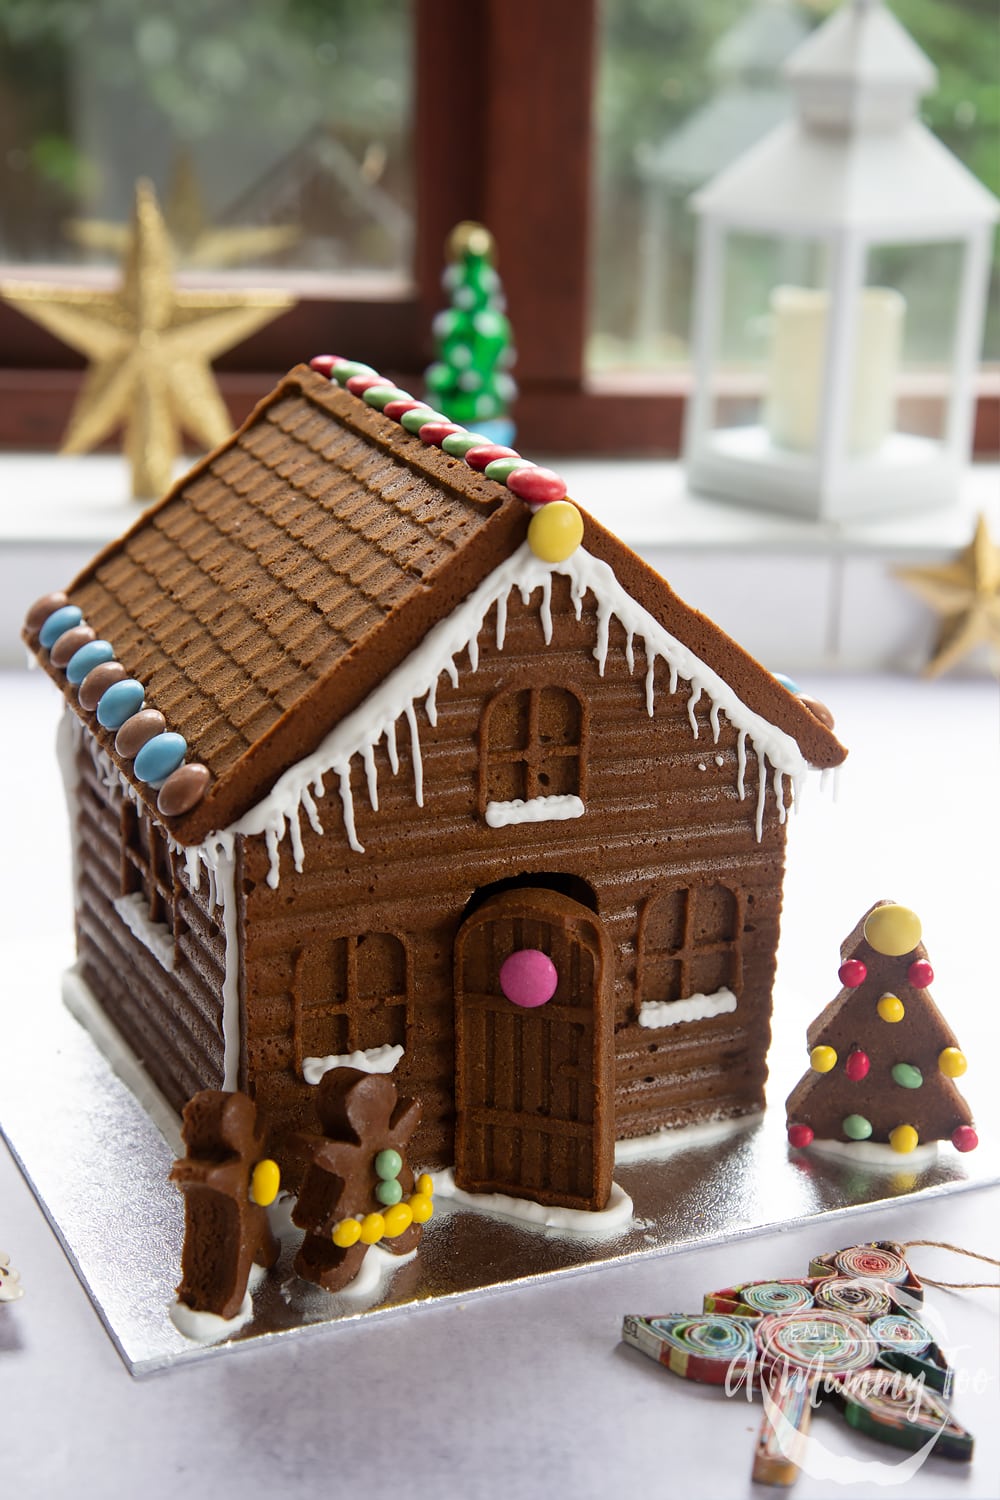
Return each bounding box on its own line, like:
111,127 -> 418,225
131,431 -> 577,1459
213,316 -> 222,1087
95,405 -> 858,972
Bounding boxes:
63,365 -> 530,841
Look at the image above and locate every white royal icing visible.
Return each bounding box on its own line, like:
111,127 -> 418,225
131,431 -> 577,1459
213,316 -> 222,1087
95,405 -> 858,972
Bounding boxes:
429,1168 -> 633,1235
113,893 -> 177,973
302,1045 -> 404,1085
637,987 -> 738,1029
169,1263 -> 267,1343
485,794 -> 585,828
804,1137 -> 942,1170
181,542 -> 812,887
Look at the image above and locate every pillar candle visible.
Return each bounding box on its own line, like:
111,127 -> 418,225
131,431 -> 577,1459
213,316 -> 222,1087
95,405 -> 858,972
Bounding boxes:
766,285 -> 905,455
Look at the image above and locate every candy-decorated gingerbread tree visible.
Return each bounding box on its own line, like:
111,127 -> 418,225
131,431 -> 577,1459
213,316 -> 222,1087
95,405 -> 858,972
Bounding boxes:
424,221 -> 516,445
786,902 -> 978,1155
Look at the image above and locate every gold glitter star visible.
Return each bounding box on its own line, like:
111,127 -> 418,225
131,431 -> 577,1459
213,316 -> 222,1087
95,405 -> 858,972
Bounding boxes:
1,179 -> 295,498
896,513 -> 1000,677
65,149 -> 299,268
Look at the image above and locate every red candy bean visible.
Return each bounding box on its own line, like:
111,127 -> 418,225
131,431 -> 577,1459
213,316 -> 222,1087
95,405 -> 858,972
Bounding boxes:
419,422 -> 462,444
465,444 -> 519,471
507,466 -> 568,505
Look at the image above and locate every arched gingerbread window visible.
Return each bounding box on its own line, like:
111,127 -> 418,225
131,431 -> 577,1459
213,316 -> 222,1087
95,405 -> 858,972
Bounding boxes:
637,884 -> 741,1009
115,799 -> 181,968
294,931 -> 409,1071
480,685 -> 587,825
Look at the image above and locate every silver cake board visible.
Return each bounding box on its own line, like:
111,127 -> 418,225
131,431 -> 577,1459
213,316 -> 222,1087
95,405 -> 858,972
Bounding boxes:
2,976 -> 997,1377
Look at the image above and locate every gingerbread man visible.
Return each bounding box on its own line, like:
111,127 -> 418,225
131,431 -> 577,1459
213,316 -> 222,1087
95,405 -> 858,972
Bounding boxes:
291,1068 -> 430,1293
170,1091 -> 280,1319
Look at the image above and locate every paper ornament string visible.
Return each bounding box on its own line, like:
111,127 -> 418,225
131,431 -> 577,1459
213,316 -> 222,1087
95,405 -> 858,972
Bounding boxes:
896,1240 -> 1000,1291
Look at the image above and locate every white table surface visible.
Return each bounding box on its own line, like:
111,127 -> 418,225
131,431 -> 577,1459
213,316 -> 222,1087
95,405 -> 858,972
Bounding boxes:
1,667 -> 998,1500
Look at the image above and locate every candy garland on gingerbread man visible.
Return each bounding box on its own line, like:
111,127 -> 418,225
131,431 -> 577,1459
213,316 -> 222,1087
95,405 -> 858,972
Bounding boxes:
785,902 -> 978,1156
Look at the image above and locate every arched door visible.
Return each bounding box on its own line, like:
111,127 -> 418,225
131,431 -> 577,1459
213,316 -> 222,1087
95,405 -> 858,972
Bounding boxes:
454,886 -> 614,1211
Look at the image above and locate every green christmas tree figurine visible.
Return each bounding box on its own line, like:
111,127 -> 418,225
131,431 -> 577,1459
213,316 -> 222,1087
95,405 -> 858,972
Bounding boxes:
786,901 -> 978,1158
424,222 -> 516,445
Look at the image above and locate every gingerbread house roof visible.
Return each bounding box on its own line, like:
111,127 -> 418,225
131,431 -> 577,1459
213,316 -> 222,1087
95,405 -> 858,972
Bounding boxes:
25,362 -> 845,851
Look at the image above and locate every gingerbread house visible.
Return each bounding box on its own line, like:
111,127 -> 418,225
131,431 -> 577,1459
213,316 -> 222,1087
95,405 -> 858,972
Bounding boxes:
24,361 -> 846,1212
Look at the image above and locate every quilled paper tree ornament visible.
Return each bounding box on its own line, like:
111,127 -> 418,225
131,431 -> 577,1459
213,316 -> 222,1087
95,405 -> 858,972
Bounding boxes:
623,1241 -> 973,1487
290,1068 -> 432,1294
424,221 -> 517,446
785,902 -> 977,1157
170,1091 -> 281,1320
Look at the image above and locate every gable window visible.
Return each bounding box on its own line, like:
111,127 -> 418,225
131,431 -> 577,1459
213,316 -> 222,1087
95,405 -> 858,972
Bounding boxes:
294,931 -> 409,1078
480,685 -> 587,828
114,800 -> 180,971
636,883 -> 741,1027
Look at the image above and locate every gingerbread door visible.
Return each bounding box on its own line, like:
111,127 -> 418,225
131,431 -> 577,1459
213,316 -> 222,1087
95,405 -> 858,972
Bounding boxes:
454,886 -> 614,1211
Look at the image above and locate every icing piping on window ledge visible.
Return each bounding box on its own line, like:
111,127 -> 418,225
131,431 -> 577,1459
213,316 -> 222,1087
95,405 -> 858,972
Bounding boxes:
485,794 -> 585,828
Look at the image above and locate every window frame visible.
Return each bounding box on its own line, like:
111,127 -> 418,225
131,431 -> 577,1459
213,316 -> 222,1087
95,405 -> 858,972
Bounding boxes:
293,931 -> 410,1074
479,683 -> 588,813
637,883 -> 742,1012
1,0 -> 996,456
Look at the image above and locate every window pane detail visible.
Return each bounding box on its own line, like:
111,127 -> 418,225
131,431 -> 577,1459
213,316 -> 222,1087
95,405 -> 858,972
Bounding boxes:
0,3 -> 414,278
296,932 -> 408,1067
638,883 -> 740,1009
482,686 -> 586,810
591,0 -> 1000,369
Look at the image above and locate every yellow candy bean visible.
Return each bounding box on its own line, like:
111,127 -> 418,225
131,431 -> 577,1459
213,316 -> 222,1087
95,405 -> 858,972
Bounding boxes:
359,1213 -> 385,1245
877,994 -> 905,1024
409,1192 -> 434,1224
863,904 -> 922,957
332,1218 -> 362,1248
938,1047 -> 967,1078
249,1158 -> 281,1208
527,501 -> 584,563
382,1203 -> 414,1238
417,1173 -> 435,1198
810,1045 -> 838,1074
889,1124 -> 919,1154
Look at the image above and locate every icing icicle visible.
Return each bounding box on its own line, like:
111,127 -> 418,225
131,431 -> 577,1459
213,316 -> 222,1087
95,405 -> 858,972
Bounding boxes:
184,543 -> 812,886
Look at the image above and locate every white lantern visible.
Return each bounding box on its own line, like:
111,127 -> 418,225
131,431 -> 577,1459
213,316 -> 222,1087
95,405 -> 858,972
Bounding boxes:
683,0 -> 998,522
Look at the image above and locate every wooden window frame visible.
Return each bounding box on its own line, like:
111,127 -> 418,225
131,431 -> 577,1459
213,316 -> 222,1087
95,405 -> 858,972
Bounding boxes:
293,932 -> 410,1073
1,0 -> 996,456
479,684 -> 588,812
637,883 -> 742,1011
120,800 -> 177,934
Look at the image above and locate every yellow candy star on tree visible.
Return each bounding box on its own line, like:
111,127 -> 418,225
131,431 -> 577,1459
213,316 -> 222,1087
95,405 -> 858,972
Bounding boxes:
0,178 -> 294,499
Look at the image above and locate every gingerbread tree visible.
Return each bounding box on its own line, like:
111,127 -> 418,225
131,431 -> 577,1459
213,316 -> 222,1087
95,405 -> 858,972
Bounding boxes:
786,902 -> 978,1155
424,221 -> 516,444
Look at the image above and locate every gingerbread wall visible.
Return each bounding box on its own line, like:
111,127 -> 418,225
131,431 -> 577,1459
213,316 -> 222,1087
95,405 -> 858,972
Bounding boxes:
73,729 -> 227,1113
236,578 -> 788,1166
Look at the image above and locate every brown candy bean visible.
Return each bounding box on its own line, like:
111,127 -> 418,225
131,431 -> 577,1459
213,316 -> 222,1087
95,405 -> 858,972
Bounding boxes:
24,591 -> 69,632
78,661 -> 128,711
797,693 -> 835,731
115,709 -> 167,759
157,762 -> 211,817
49,624 -> 97,667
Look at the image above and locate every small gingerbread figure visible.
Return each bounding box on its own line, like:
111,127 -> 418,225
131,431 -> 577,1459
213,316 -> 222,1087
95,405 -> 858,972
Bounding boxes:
290,1068 -> 432,1293
170,1090 -> 281,1320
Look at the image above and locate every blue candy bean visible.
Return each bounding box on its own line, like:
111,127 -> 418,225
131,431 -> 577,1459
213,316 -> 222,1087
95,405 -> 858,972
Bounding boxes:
39,606 -> 83,649
96,679 -> 145,730
66,640 -> 115,685
133,732 -> 187,784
